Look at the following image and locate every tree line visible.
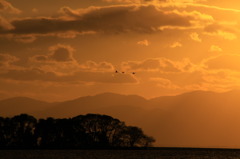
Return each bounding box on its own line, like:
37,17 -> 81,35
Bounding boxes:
0,114 -> 155,149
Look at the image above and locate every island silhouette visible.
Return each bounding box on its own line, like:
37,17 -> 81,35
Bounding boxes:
0,114 -> 155,149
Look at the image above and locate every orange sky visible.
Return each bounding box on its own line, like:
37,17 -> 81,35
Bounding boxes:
1,0 -> 240,101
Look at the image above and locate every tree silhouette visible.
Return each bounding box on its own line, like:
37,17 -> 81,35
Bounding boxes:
11,114 -> 37,148
0,114 -> 36,148
0,114 -> 155,149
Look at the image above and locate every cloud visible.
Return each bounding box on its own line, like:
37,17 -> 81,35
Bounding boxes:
122,59 -> 161,72
80,61 -> 114,72
122,58 -> 194,73
209,45 -> 222,52
32,44 -> 75,63
32,8 -> 39,13
204,23 -> 238,40
137,39 -> 150,46
203,54 -> 240,71
30,44 -> 115,74
190,32 -> 202,42
0,0 -> 21,14
182,3 -> 240,13
48,44 -> 75,62
103,0 -> 140,3
190,55 -> 240,91
0,45 -> 127,84
170,41 -> 182,48
202,70 -> 235,84
56,31 -> 96,38
102,0 -> 167,4
0,16 -> 14,31
205,30 -> 237,40
0,0 -> 20,31
2,31 -> 96,43
137,55 -> 240,93
197,70 -> 240,92
150,77 -> 179,89
10,34 -> 37,43
0,5 -> 214,35
103,0 -> 206,4
0,53 -> 18,67
0,68 -> 137,84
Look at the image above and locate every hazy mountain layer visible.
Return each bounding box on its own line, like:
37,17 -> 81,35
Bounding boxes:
1,90 -> 240,148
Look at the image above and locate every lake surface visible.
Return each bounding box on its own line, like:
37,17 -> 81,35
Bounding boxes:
1,149 -> 240,159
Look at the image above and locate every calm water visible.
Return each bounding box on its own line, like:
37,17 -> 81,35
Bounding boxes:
1,149 -> 240,159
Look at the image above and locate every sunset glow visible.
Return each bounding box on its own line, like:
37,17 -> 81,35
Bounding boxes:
1,0 -> 240,101
3,0 -> 240,149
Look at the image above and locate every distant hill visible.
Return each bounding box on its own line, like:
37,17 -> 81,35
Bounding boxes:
147,90 -> 240,148
2,90 -> 240,148
36,92 -> 148,118
0,92 -> 9,100
0,97 -> 53,117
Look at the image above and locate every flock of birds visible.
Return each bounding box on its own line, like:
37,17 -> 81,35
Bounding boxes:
115,70 -> 136,75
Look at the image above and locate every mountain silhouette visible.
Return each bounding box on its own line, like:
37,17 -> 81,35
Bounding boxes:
2,90 -> 240,148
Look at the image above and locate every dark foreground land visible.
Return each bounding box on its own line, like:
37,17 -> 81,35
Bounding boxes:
1,148 -> 240,159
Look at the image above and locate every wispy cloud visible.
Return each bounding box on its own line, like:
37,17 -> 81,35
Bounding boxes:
0,0 -> 21,14
137,39 -> 150,46
190,32 -> 202,42
209,45 -> 222,52
170,42 -> 182,48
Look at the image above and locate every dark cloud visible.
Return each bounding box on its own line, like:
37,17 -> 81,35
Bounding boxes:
1,5 -> 204,35
32,55 -> 48,62
49,44 -> 75,62
32,44 -> 75,63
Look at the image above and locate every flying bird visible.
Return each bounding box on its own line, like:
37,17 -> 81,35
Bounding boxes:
114,70 -> 136,75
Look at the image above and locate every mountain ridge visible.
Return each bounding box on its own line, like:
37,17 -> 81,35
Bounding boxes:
0,90 -> 239,117
2,90 -> 240,148
0,90 -> 228,103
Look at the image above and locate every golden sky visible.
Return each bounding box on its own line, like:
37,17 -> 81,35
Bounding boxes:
1,0 -> 240,101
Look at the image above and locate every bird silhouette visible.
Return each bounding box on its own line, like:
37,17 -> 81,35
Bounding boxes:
114,70 -> 136,75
